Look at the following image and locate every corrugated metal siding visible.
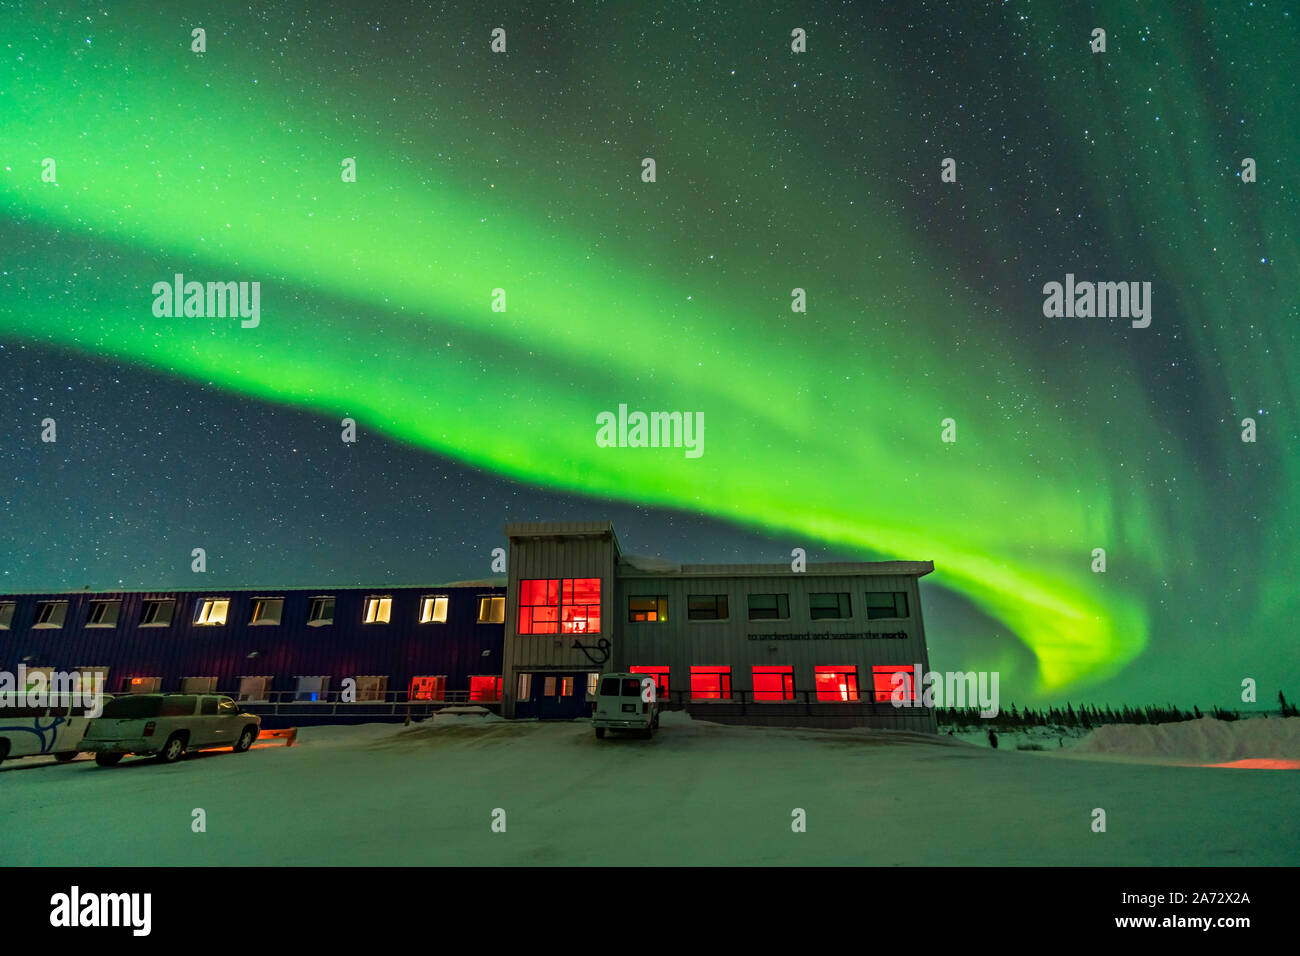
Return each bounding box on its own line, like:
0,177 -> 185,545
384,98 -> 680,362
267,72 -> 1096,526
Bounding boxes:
503,532 -> 617,675
0,586 -> 504,696
612,571 -> 938,731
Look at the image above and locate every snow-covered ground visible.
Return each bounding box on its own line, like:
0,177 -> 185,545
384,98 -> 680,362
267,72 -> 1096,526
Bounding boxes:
2,713 -> 1296,866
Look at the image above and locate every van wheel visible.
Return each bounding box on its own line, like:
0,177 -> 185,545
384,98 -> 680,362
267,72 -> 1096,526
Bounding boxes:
594,727 -> 606,739
157,734 -> 186,764
95,753 -> 124,767
233,727 -> 258,752
54,751 -> 78,763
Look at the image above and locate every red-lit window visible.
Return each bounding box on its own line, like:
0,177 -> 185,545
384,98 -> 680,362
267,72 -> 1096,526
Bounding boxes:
872,665 -> 915,702
409,675 -> 446,701
630,665 -> 670,698
518,577 -> 601,634
690,666 -> 731,700
519,579 -> 560,634
469,676 -> 502,701
815,666 -> 860,702
752,666 -> 795,701
561,578 -> 601,634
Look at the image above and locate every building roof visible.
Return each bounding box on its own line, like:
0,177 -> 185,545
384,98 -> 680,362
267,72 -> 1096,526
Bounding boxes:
617,556 -> 934,578
0,580 -> 508,597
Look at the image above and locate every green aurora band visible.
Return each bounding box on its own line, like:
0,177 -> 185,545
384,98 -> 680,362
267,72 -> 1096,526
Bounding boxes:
2,4 -> 1295,700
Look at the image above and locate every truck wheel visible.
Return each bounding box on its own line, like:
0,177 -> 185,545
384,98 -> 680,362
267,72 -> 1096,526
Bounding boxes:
95,753 -> 124,767
233,727 -> 258,752
594,727 -> 606,739
54,751 -> 78,762
157,734 -> 186,764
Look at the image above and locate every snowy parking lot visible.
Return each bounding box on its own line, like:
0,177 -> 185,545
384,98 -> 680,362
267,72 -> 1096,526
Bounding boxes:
2,713 -> 1297,866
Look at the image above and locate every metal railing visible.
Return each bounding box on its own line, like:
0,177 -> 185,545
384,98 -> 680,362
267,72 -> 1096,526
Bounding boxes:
220,688 -> 501,720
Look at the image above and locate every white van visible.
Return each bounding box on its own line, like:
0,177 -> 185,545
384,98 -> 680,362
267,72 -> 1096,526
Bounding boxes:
593,673 -> 659,739
0,696 -> 103,765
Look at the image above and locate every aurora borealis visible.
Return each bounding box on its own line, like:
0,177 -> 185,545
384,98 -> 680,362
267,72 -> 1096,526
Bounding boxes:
1,2 -> 1296,705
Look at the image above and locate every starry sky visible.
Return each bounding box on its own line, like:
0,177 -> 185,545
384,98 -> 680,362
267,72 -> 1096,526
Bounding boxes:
1,1 -> 1296,707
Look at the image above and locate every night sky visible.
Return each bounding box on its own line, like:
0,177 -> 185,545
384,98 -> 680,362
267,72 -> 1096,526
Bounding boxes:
1,2 -> 1295,707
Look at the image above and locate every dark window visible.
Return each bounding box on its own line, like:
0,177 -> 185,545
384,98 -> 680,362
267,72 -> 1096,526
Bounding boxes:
308,597 -> 335,626
0,602 -> 15,629
866,591 -> 909,620
200,697 -> 218,715
34,601 -> 68,628
140,599 -> 175,626
747,593 -> 790,620
809,592 -> 852,620
599,677 -> 621,697
687,594 -> 728,620
628,595 -> 668,623
218,699 -> 239,715
87,600 -> 121,627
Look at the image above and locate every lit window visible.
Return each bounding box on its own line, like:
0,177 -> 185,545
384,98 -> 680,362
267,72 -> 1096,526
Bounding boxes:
561,579 -> 600,633
125,676 -> 161,694
308,596 -> 335,626
419,596 -> 449,623
140,599 -> 175,627
33,601 -> 68,629
354,676 -> 388,701
872,665 -> 916,702
690,666 -> 732,700
630,665 -> 669,698
249,598 -> 283,626
586,672 -> 599,696
469,675 -> 502,701
181,676 -> 217,693
238,676 -> 272,701
0,602 -> 14,629
752,666 -> 795,701
194,599 -> 229,626
543,675 -> 557,696
687,594 -> 728,620
363,596 -> 392,624
478,595 -> 505,624
517,579 -> 600,633
866,591 -> 909,620
815,666 -> 860,701
518,579 -> 559,633
517,673 -> 533,699
87,599 -> 121,628
628,595 -> 668,622
410,675 -> 446,701
809,592 -> 852,620
747,593 -> 789,620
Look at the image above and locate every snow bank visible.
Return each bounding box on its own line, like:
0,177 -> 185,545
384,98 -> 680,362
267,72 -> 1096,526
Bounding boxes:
1076,716 -> 1300,763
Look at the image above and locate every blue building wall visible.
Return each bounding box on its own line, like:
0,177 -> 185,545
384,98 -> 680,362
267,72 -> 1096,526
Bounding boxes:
0,586 -> 505,698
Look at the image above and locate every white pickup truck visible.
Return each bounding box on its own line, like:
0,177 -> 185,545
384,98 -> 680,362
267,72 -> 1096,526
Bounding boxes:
82,693 -> 261,766
592,673 -> 659,739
